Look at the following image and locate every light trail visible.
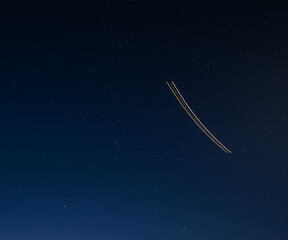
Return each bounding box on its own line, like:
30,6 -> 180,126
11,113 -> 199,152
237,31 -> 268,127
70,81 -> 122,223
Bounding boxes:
167,81 -> 231,153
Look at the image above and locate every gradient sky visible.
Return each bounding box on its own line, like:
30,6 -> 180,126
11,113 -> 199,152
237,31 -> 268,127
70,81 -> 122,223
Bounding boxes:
1,1 -> 288,239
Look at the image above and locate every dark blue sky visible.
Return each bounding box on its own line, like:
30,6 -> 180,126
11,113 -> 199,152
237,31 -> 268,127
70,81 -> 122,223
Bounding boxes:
1,1 -> 288,239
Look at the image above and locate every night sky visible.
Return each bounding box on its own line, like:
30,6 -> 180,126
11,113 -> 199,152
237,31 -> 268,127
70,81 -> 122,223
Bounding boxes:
1,1 -> 288,239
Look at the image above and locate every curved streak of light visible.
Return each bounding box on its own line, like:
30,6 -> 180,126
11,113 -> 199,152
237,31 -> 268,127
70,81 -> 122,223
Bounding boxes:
167,81 -> 231,153
170,82 -> 231,153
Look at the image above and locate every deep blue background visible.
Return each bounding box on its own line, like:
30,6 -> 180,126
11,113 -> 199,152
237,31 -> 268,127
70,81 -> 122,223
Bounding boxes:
0,1 -> 288,239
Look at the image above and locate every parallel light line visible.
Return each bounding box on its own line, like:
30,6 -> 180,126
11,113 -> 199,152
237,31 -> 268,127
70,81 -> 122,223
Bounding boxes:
167,81 -> 231,153
170,82 -> 231,153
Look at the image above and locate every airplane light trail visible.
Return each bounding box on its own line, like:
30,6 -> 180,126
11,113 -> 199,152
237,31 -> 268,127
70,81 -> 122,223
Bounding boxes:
167,81 -> 231,153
